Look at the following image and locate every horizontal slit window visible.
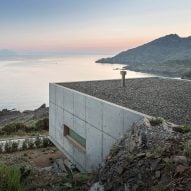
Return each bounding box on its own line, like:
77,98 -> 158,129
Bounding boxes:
64,125 -> 86,150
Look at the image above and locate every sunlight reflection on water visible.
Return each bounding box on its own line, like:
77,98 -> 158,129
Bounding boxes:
0,55 -> 155,110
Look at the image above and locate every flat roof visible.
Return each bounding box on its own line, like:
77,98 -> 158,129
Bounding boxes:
58,77 -> 191,125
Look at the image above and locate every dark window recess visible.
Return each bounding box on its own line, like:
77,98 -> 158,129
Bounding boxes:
64,125 -> 86,148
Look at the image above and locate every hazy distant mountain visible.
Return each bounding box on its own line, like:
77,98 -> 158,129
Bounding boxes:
96,34 -> 191,77
0,49 -> 17,58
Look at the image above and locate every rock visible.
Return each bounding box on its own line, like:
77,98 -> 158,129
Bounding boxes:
163,157 -> 170,163
64,159 -> 77,171
34,104 -> 48,119
20,166 -> 31,182
176,165 -> 188,174
181,71 -> 191,80
51,159 -> 66,174
150,158 -> 161,171
63,182 -> 72,188
173,156 -> 188,165
89,182 -> 104,191
0,104 -> 49,127
117,166 -> 125,175
136,153 -> 146,158
155,171 -> 161,178
0,109 -> 20,116
146,152 -> 152,158
173,126 -> 187,133
132,184 -> 138,191
95,117 -> 191,191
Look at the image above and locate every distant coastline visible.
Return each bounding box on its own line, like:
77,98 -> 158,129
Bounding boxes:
96,34 -> 191,79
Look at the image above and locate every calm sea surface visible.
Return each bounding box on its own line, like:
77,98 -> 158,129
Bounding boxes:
0,54 -> 155,111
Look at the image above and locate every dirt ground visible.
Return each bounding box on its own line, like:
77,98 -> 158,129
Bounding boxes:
0,147 -> 69,191
0,146 -> 66,168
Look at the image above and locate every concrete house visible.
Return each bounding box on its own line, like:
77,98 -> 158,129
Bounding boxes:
49,75 -> 149,172
49,76 -> 191,172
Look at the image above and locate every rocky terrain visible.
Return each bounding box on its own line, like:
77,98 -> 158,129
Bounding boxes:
92,118 -> 191,191
182,71 -> 191,80
0,146 -> 94,191
0,104 -> 48,128
96,34 -> 191,77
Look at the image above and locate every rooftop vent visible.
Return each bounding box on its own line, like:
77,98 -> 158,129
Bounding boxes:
120,70 -> 126,87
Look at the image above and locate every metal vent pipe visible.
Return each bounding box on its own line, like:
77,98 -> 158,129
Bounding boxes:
120,70 -> 127,87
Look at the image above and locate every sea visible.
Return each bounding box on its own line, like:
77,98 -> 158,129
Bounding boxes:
0,54 -> 155,111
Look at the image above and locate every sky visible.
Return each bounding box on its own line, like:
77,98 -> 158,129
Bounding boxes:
0,0 -> 191,53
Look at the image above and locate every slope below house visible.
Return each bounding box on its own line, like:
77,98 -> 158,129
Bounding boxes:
92,117 -> 191,191
96,34 -> 191,77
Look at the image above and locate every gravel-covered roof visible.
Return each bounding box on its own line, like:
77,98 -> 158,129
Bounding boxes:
58,77 -> 191,125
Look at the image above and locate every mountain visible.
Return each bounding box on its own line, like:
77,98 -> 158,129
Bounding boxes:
96,34 -> 191,77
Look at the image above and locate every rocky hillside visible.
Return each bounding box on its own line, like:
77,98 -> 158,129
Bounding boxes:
91,118 -> 191,191
96,34 -> 191,77
182,71 -> 191,80
0,104 -> 48,127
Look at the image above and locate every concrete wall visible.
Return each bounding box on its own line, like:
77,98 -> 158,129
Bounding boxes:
49,83 -> 146,172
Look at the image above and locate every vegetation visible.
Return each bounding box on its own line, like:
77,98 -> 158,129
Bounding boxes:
150,117 -> 163,126
151,145 -> 165,157
181,124 -> 191,133
183,141 -> 191,157
22,139 -> 28,151
0,163 -> 25,191
0,118 -> 49,138
11,141 -> 19,152
34,136 -> 42,148
28,139 -> 35,149
0,143 -> 3,153
0,137 -> 53,154
35,118 -> 49,131
4,141 -> 12,153
57,168 -> 95,190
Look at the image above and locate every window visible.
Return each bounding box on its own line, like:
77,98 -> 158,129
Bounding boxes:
64,125 -> 86,151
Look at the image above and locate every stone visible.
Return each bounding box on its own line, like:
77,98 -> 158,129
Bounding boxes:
176,165 -> 188,174
132,184 -> 138,191
150,158 -> 161,171
146,152 -> 152,158
136,153 -> 146,158
155,171 -> 161,178
173,156 -> 188,165
117,166 -> 125,175
51,159 -> 66,174
94,117 -> 191,191
89,182 -> 104,191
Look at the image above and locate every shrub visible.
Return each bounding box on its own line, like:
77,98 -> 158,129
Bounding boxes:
0,143 -> 3,153
74,173 -> 93,186
0,163 -> 25,191
42,137 -> 49,147
4,141 -> 12,153
28,139 -> 35,149
35,118 -> 49,131
181,125 -> 191,133
22,140 -> 28,150
2,124 -> 17,135
12,141 -> 19,152
183,141 -> 191,157
34,136 -> 42,148
150,117 -> 163,126
41,137 -> 54,147
151,145 -> 164,157
2,123 -> 27,135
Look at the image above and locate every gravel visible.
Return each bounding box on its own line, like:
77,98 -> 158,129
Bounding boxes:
58,77 -> 191,125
